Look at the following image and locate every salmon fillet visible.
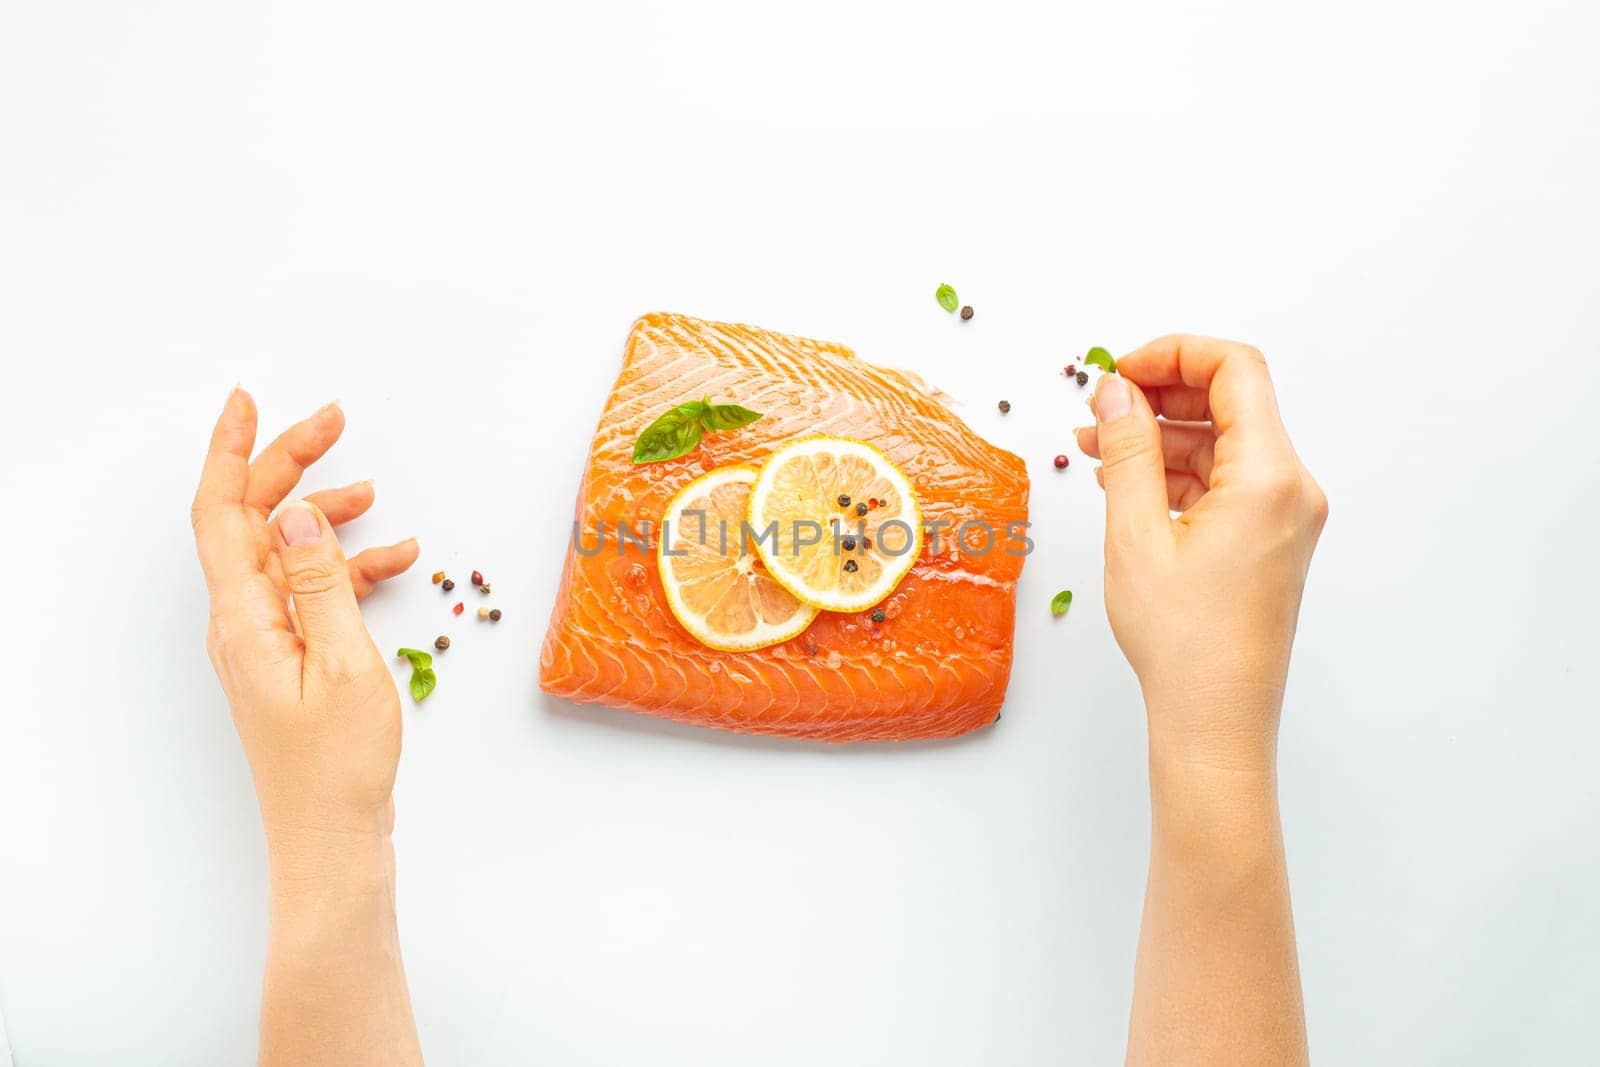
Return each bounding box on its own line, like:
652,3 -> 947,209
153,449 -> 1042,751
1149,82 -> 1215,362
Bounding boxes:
539,313 -> 1030,742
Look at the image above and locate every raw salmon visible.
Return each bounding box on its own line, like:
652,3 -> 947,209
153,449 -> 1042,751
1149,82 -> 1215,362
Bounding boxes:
539,313 -> 1030,742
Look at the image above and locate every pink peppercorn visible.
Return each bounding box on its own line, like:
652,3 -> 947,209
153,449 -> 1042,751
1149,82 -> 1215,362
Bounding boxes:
1053,454 -> 1069,470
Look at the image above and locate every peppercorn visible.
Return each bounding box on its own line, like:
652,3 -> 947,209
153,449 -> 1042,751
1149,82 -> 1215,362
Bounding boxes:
960,305 -> 974,320
841,536 -> 856,551
1076,371 -> 1089,387
855,502 -> 868,516
837,494 -> 851,508
431,571 -> 445,584
489,609 -> 502,622
478,607 -> 490,620
998,400 -> 1011,414
452,601 -> 464,616
1054,454 -> 1069,470
479,582 -> 492,595
471,570 -> 484,587
843,559 -> 859,573
862,537 -> 873,550
434,635 -> 450,651
441,578 -> 456,592
870,608 -> 886,623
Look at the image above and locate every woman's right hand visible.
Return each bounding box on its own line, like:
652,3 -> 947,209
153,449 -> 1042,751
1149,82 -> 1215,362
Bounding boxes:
1075,334 -> 1328,773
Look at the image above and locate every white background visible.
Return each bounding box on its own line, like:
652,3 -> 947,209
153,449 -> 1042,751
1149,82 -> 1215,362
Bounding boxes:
3,1 -> 1598,1063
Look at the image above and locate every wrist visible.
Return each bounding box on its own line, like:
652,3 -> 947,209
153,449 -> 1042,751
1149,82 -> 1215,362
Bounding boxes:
1140,674 -> 1285,775
1147,746 -> 1282,872
266,824 -> 394,906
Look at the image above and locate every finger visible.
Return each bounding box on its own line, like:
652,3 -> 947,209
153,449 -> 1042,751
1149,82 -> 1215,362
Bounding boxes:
1115,335 -> 1290,447
274,499 -> 367,657
243,402 -> 345,515
1166,471 -> 1208,512
1092,375 -> 1174,554
1145,385 -> 1211,422
192,387 -> 262,593
1077,421 -> 1216,482
301,480 -> 376,527
261,481 -> 374,598
1090,464 -> 1207,514
348,538 -> 421,599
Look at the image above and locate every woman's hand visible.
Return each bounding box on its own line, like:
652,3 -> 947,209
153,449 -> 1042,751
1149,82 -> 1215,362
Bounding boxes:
1077,336 -> 1323,1067
1076,334 -> 1328,773
191,387 -> 423,1066
192,388 -> 417,853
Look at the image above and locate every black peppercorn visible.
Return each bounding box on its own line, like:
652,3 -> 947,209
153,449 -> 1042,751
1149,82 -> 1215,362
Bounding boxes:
837,494 -> 851,508
855,502 -> 868,516
843,559 -> 859,573
960,305 -> 974,321
441,578 -> 455,592
489,609 -> 502,622
1076,371 -> 1089,387
870,609 -> 886,623
841,536 -> 856,551
998,400 -> 1011,414
434,635 -> 450,651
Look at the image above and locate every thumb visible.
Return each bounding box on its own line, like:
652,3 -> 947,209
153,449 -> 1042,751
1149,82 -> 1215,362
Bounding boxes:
1093,375 -> 1173,554
275,499 -> 366,653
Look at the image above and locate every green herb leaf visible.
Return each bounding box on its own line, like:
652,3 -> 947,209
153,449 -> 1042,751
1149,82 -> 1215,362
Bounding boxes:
936,283 -> 959,312
698,401 -> 764,432
410,666 -> 437,702
1050,590 -> 1074,617
396,647 -> 432,670
632,403 -> 707,464
631,397 -> 764,464
1084,347 -> 1117,374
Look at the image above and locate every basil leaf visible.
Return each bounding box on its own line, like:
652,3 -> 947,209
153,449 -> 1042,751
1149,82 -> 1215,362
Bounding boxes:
1050,590 -> 1073,617
936,283 -> 959,312
699,402 -> 763,432
632,397 -> 763,464
632,406 -> 707,464
1084,347 -> 1117,374
396,647 -> 432,670
410,666 -> 437,703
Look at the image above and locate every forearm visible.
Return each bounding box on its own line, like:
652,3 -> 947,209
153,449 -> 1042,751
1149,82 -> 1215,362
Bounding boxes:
260,832 -> 423,1067
1126,705 -> 1307,1066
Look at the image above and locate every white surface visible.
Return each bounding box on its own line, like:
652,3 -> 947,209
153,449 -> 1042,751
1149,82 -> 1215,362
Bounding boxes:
3,1 -> 1598,1063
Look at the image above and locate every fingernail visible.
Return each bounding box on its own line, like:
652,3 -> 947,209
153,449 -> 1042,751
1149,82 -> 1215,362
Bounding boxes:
279,501 -> 322,546
1095,377 -> 1131,423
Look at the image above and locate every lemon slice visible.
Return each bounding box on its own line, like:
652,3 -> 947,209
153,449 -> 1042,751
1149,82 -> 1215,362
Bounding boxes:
658,465 -> 819,651
747,436 -> 922,612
